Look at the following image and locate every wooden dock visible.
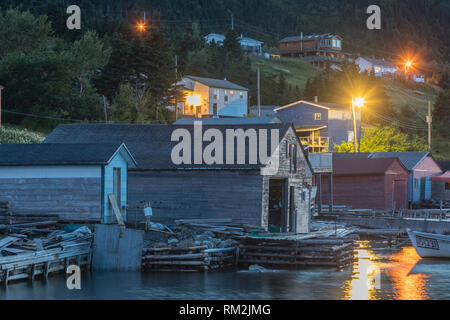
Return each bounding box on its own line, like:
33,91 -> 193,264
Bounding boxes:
142,246 -> 238,272
237,235 -> 356,269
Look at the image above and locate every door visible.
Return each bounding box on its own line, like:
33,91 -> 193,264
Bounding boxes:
289,186 -> 296,232
268,179 -> 287,232
113,168 -> 121,207
394,180 -> 407,210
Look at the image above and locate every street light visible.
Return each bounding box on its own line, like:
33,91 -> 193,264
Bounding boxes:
137,23 -> 146,32
352,96 -> 364,152
404,60 -> 412,73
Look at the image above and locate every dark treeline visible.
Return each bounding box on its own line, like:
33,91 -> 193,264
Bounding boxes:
3,0 -> 449,66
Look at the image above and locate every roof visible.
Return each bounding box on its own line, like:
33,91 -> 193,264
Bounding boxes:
369,152 -> 429,171
438,161 -> 450,172
174,116 -> 281,125
275,100 -> 349,112
279,34 -> 341,43
0,143 -> 137,167
357,57 -> 396,69
431,171 -> 450,183
185,75 -> 249,91
333,157 -> 407,175
295,125 -> 327,132
44,124 -> 298,171
332,152 -> 372,159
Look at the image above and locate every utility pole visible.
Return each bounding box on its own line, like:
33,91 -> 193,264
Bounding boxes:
352,99 -> 358,153
227,9 -> 234,30
175,55 -> 178,121
257,68 -> 261,117
102,95 -> 108,123
427,99 -> 432,151
0,86 -> 4,128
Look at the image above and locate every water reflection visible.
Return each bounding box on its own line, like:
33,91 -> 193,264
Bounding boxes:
343,241 -> 381,300
385,246 -> 429,300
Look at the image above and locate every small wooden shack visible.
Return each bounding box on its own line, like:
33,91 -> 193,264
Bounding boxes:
320,157 -> 409,210
45,123 -> 314,233
431,171 -> 450,201
0,143 -> 137,223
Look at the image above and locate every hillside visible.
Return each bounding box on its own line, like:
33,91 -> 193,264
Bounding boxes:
250,56 -> 320,91
0,126 -> 46,144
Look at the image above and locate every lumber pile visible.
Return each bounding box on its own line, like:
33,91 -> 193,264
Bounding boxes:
0,226 -> 93,285
142,245 -> 237,272
238,236 -> 356,269
175,219 -> 263,236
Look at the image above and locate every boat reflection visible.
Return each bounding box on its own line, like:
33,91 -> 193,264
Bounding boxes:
343,241 -> 429,300
386,246 -> 429,300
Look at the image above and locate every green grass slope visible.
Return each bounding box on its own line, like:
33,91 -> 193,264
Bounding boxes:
250,56 -> 320,90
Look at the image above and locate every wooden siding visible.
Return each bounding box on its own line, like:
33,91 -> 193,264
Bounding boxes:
127,170 -> 264,225
411,156 -> 442,202
0,177 -> 102,221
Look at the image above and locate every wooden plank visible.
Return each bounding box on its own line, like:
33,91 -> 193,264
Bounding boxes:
108,194 -> 125,227
0,236 -> 21,249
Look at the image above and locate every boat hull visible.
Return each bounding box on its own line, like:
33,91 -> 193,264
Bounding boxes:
407,229 -> 450,258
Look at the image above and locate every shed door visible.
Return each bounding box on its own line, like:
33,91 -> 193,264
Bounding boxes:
394,180 -> 407,210
113,168 -> 121,206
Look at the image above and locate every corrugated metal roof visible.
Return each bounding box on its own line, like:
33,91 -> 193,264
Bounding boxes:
44,124 -> 295,171
358,57 -> 396,69
275,100 -> 349,112
431,171 -> 450,182
333,157 -> 406,175
0,143 -> 136,166
370,152 -> 429,171
332,152 -> 371,159
185,75 -> 249,91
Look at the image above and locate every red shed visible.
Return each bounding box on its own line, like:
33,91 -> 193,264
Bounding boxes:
320,157 -> 409,210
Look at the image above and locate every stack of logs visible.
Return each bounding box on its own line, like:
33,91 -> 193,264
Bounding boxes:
142,245 -> 238,272
238,236 -> 356,268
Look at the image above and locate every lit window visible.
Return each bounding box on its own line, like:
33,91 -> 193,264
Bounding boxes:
213,89 -> 219,100
230,90 -> 234,97
314,113 -> 321,120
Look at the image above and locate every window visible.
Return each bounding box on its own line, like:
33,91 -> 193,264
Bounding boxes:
414,178 -> 419,189
213,103 -> 218,116
446,182 -> 450,190
224,90 -> 228,103
230,90 -> 234,97
314,113 -> 321,120
347,131 -> 354,142
213,89 -> 219,100
240,91 -> 244,99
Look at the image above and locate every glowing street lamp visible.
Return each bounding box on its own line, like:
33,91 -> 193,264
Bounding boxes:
404,60 -> 412,73
137,23 -> 146,32
352,96 -> 364,152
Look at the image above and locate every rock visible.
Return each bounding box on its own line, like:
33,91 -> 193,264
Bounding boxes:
249,264 -> 267,272
168,238 -> 179,245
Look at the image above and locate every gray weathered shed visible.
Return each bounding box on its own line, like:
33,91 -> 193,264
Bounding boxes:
45,123 -> 314,232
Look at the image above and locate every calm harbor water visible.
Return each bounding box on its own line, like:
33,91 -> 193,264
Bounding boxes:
2,241 -> 450,300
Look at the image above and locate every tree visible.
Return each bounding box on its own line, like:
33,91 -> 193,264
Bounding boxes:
0,8 -> 52,56
432,89 -> 450,136
70,30 -> 111,96
334,126 -> 427,152
222,29 -> 242,61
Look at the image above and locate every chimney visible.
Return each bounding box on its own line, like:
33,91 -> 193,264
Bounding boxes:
314,96 -> 318,103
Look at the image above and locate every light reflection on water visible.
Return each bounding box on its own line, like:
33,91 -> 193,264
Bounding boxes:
1,241 -> 449,300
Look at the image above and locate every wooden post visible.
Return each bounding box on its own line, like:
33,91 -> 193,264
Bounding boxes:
257,67 -> 261,117
317,173 -> 322,214
329,173 -> 333,213
0,85 -> 4,128
108,194 -> 125,228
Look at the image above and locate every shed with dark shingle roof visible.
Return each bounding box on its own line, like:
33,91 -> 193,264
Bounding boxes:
0,142 -> 137,223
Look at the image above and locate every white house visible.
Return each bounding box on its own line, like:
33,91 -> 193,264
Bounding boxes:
204,33 -> 264,55
355,57 -> 397,77
177,75 -> 249,118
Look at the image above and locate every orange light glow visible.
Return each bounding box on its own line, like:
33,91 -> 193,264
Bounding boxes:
137,23 -> 146,32
353,97 -> 365,108
186,94 -> 201,107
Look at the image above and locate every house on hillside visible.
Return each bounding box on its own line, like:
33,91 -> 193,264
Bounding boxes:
320,157 -> 409,210
355,57 -> 397,77
0,143 -> 137,223
275,98 -> 361,152
204,33 -> 264,55
279,33 -> 352,66
177,75 -> 249,118
45,123 -> 314,233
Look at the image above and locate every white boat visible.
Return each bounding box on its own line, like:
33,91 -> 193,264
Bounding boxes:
407,228 -> 450,258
